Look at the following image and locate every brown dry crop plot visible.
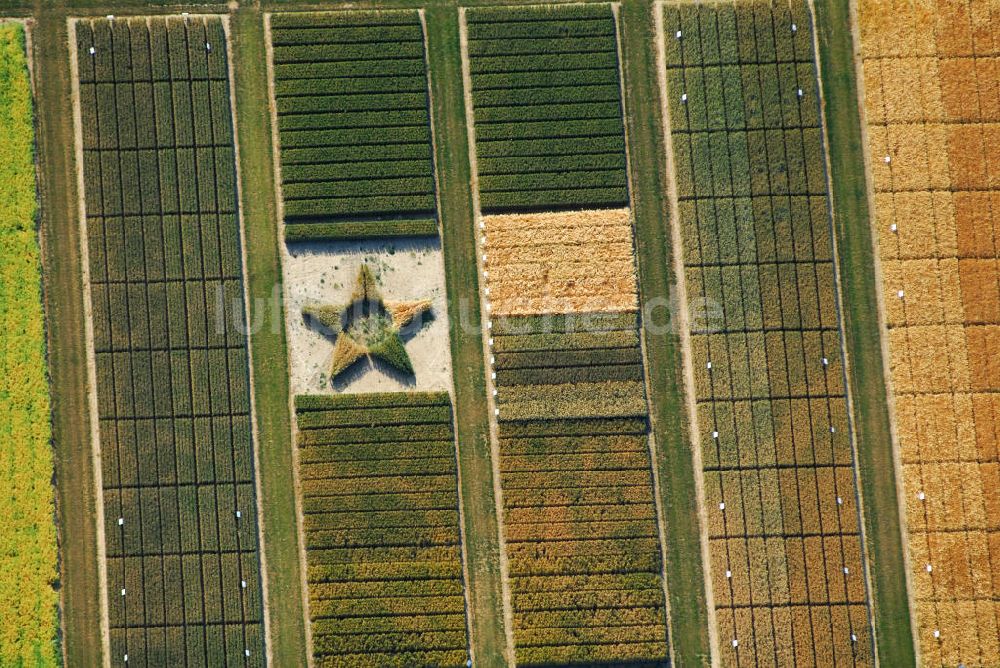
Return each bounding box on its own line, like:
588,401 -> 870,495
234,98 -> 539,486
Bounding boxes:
482,209 -> 638,315
860,0 -> 1000,664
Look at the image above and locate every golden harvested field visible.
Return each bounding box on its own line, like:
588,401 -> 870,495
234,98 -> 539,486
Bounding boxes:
860,0 -> 1000,664
481,208 -> 639,315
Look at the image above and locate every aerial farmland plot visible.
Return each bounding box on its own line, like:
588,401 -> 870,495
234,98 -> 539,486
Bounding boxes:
659,1 -> 874,665
70,14 -> 265,665
859,0 -> 1000,664
5,0 -> 999,666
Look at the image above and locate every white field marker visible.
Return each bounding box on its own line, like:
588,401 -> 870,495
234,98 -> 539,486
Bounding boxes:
933,629 -> 940,639
890,223 -> 898,233
712,431 -> 719,439
797,88 -> 804,98
884,155 -> 892,163
926,563 -> 933,572
719,502 -> 726,510
89,47 -> 96,55
918,491 -> 925,500
707,361 -> 713,370
897,290 -> 905,299
732,639 -> 739,648
236,510 -> 242,519
822,357 -> 829,366
837,496 -> 843,505
681,93 -> 688,102
676,30 -> 682,38
844,567 -> 850,574
118,517 -> 124,526
725,570 -> 732,578
792,23 -> 798,32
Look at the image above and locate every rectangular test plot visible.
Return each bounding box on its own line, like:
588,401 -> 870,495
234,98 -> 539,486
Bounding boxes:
294,392 -> 471,667
268,10 -> 439,242
75,16 -> 264,666
661,2 -> 875,666
463,4 -> 630,213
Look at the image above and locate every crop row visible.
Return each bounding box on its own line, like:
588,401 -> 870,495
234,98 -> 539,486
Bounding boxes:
0,23 -> 59,667
662,2 -> 873,664
75,16 -> 264,666
487,311 -> 669,664
859,1 -> 1000,664
270,11 -> 438,240
76,17 -> 229,85
661,2 -> 816,69
294,392 -> 469,665
464,5 -> 629,213
80,148 -> 238,217
86,216 -> 243,284
671,128 -> 827,199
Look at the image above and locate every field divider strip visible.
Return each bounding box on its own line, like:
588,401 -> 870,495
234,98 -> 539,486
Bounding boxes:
425,6 -> 511,666
62,15 -> 112,668
620,2 -> 713,665
812,0 -> 917,664
231,7 -> 310,666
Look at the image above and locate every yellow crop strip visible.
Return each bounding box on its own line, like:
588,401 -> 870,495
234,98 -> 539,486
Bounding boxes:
0,21 -> 59,667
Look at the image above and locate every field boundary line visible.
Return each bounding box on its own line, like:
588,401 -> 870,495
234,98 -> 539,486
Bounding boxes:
456,7 -> 516,659
64,16 -> 112,668
620,1 -> 712,664
807,0 -> 880,659
417,8 -> 478,666
223,14 -> 276,666
611,4 -> 676,663
426,6 -> 511,665
259,10 -> 315,666
813,0 -> 917,663
649,3 -> 719,665
844,5 -> 919,654
231,6 -> 310,665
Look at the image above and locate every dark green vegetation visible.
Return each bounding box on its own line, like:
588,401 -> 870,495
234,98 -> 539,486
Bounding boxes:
617,0 -> 713,662
230,6 -> 309,665
492,313 -> 669,666
663,1 -> 873,663
269,10 -> 438,241
295,392 -> 470,668
424,7 -> 510,665
75,17 -> 264,664
813,0 -> 915,663
464,4 -> 629,213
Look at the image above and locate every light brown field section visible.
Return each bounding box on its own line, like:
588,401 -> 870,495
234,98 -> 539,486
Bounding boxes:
482,208 -> 639,315
859,0 -> 1000,665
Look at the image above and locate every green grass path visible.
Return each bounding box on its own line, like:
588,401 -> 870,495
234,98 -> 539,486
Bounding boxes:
230,7 -> 309,666
618,2 -> 713,665
425,7 -> 510,666
812,0 -> 916,664
31,13 -> 104,667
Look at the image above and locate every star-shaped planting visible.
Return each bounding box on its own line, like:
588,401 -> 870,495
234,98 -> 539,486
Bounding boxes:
303,264 -> 432,381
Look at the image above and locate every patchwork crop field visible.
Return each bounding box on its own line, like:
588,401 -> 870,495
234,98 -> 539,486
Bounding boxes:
294,392 -> 470,668
860,0 -> 1000,664
0,21 -> 59,667
491,313 -> 669,666
661,1 -> 874,665
74,16 -> 264,664
268,10 -> 439,242
464,4 -> 629,213
17,0 -> 1000,664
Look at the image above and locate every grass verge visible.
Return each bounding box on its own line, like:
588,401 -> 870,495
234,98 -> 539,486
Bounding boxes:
618,2 -> 712,665
812,0 -> 916,664
31,13 -> 103,667
425,7 -> 509,666
230,7 -> 309,666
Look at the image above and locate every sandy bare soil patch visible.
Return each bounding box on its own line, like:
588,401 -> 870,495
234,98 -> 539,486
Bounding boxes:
283,239 -> 452,395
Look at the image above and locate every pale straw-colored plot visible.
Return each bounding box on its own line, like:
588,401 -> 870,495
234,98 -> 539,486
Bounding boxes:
481,208 -> 639,315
